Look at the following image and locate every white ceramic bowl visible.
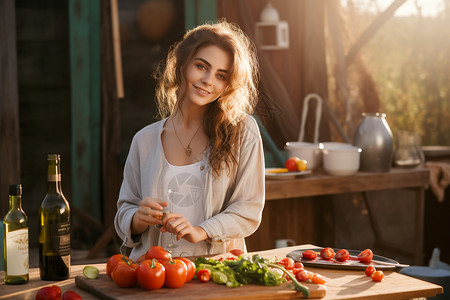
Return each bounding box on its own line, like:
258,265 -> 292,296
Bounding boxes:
285,142 -> 323,170
322,145 -> 362,176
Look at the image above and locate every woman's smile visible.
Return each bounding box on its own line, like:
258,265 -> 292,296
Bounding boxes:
184,45 -> 231,106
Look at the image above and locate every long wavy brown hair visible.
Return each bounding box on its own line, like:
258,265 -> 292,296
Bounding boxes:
154,20 -> 259,177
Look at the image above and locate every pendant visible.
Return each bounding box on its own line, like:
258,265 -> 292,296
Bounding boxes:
185,145 -> 192,156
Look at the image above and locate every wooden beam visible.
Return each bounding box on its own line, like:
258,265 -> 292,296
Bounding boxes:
0,0 -> 21,216
69,0 -> 101,220
345,0 -> 407,66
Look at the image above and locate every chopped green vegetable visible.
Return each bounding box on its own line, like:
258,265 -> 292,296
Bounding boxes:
194,255 -> 310,297
83,266 -> 99,279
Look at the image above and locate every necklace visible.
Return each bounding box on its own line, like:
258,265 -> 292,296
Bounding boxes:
171,117 -> 203,157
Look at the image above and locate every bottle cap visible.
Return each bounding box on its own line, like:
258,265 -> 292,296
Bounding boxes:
9,184 -> 22,195
47,154 -> 61,160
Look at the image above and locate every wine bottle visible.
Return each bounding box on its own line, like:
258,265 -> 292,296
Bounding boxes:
39,154 -> 71,280
3,184 -> 29,284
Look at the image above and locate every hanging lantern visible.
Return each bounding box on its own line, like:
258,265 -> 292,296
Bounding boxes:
137,0 -> 175,41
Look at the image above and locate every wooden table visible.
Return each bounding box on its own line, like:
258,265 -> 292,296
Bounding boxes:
265,167 -> 429,265
0,244 -> 442,299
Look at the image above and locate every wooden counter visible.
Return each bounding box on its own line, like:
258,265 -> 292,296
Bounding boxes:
0,244 -> 443,299
265,167 -> 429,200
264,167 -> 429,265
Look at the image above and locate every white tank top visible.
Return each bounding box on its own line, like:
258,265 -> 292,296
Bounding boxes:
160,160 -> 207,256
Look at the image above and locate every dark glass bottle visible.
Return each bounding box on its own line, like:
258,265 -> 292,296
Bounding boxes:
3,184 -> 29,284
39,154 -> 71,280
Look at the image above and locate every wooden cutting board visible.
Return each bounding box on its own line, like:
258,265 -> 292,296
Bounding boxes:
75,274 -> 326,299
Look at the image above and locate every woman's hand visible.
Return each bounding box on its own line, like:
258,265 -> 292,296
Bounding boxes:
131,197 -> 168,235
161,212 -> 208,243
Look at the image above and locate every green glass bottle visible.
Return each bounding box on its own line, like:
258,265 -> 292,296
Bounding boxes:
39,154 -> 71,280
3,184 -> 29,284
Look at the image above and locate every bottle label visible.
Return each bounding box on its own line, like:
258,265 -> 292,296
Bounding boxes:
50,222 -> 71,256
5,228 -> 29,276
48,174 -> 61,182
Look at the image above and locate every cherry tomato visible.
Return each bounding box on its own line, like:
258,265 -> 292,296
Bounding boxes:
358,249 -> 374,263
278,257 -> 295,270
163,258 -> 187,288
35,286 -> 61,300
106,254 -> 130,279
145,246 -> 171,264
295,269 -> 309,282
197,269 -> 211,282
111,260 -> 137,288
285,157 -> 300,172
292,268 -> 302,276
334,249 -> 350,262
294,262 -> 304,269
371,270 -> 384,282
302,250 -> 318,260
230,249 -> 245,256
225,257 -> 237,261
136,259 -> 165,290
62,291 -> 82,300
365,265 -> 376,277
311,273 -> 327,284
320,247 -> 335,260
175,257 -> 196,282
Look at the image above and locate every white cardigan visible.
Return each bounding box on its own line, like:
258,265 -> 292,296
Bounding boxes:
114,115 -> 265,260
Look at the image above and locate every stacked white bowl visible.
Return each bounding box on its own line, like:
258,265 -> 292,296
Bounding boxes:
321,142 -> 362,176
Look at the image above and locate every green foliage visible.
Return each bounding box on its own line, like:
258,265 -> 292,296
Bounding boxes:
364,14 -> 450,146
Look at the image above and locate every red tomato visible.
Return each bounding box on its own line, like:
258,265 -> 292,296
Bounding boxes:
163,258 -> 187,288
53,286 -> 62,298
358,249 -> 374,263
111,260 -> 137,288
175,257 -> 196,282
334,249 -> 350,262
136,259 -> 165,290
197,269 -> 211,282
302,250 -> 318,260
292,268 -> 302,276
106,254 -> 130,279
278,257 -> 295,270
230,249 -> 245,256
371,270 -> 384,282
62,291 -> 82,300
365,265 -> 376,277
145,246 -> 171,264
312,273 -> 327,284
225,257 -> 237,261
285,157 -> 300,172
295,269 -> 309,282
294,262 -> 304,269
320,247 -> 335,260
35,286 -> 61,300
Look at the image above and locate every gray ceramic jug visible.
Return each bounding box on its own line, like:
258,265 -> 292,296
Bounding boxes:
353,113 -> 394,172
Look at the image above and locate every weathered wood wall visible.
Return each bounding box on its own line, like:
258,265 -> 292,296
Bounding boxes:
0,0 -> 21,216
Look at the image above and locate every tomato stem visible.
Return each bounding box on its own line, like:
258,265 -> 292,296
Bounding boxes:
266,263 -> 310,297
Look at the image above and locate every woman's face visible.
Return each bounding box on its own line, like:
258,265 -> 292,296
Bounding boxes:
183,44 -> 231,107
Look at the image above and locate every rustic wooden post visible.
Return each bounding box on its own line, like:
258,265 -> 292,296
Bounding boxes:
68,0 -> 101,220
0,0 -> 21,216
303,0 -> 330,142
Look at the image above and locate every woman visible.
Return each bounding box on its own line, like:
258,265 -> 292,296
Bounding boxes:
114,20 -> 265,260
